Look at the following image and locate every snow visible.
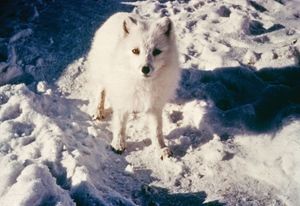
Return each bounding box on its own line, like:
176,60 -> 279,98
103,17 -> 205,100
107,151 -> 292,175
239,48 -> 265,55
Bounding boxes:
0,0 -> 300,205
0,164 -> 74,206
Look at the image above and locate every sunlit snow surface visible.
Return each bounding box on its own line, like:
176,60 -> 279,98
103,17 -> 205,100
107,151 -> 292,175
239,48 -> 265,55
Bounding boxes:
0,0 -> 300,205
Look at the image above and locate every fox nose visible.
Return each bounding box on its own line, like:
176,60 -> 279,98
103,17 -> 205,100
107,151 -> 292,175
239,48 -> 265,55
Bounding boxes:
142,66 -> 150,75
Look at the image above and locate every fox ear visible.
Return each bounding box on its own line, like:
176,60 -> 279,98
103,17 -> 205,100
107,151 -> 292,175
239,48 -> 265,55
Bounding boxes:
123,16 -> 137,35
158,17 -> 173,37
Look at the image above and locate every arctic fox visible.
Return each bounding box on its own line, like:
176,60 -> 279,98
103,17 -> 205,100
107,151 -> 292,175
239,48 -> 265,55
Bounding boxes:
87,12 -> 180,159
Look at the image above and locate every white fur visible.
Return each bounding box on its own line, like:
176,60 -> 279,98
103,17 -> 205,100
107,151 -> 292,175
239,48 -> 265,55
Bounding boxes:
86,12 -> 180,158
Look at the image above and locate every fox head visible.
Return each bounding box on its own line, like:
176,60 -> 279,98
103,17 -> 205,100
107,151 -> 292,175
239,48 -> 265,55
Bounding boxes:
118,15 -> 177,79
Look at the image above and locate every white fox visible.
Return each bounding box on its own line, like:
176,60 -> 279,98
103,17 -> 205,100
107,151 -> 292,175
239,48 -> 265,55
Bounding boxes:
87,12 -> 180,159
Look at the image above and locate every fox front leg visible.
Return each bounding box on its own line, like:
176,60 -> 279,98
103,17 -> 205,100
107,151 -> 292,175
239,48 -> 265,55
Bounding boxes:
110,109 -> 129,154
148,109 -> 172,160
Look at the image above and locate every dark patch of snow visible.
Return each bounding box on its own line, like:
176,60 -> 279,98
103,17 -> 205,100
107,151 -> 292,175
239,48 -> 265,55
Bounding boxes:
178,66 -> 300,137
248,0 -> 268,12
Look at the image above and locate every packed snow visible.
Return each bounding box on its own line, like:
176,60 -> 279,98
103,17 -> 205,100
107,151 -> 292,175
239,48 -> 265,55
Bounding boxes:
1,0 -> 300,205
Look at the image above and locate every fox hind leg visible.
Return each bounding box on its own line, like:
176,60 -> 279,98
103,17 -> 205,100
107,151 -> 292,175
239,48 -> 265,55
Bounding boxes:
93,89 -> 106,120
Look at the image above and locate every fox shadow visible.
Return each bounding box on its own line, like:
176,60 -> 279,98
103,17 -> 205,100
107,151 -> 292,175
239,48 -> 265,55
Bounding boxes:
70,181 -> 224,206
133,184 -> 224,206
37,94 -> 222,206
169,65 -> 300,156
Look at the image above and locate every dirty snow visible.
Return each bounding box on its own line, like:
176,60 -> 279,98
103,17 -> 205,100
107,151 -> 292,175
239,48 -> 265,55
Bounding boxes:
1,0 -> 300,205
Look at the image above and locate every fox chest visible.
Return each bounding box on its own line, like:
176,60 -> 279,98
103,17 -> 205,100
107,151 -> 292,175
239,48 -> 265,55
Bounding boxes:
109,83 -> 160,112
131,88 -> 156,112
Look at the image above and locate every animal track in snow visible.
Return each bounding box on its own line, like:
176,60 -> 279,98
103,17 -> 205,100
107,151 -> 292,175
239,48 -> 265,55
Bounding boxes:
211,19 -> 220,24
246,20 -> 285,36
216,6 -> 231,17
249,1 -> 268,12
253,35 -> 270,44
200,14 -> 208,20
187,45 -> 200,57
11,122 -> 34,138
169,111 -> 183,124
186,20 -> 198,32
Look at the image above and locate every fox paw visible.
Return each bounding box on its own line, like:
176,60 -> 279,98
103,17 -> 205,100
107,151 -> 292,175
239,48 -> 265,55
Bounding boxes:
92,109 -> 106,121
110,145 -> 125,154
92,109 -> 112,121
160,147 -> 173,160
110,140 -> 126,154
92,114 -> 105,121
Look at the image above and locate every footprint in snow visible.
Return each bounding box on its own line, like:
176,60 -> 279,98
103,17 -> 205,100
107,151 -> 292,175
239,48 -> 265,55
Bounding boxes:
248,0 -> 268,12
12,122 -> 34,138
169,110 -> 183,124
217,5 -> 231,17
246,20 -> 285,36
186,20 -> 198,32
253,35 -> 270,44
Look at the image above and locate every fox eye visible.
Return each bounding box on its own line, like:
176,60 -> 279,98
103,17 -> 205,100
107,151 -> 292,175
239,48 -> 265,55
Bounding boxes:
132,48 -> 140,55
152,48 -> 162,56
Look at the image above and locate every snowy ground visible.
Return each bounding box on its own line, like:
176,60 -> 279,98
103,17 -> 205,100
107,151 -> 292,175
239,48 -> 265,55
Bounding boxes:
1,0 -> 300,205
